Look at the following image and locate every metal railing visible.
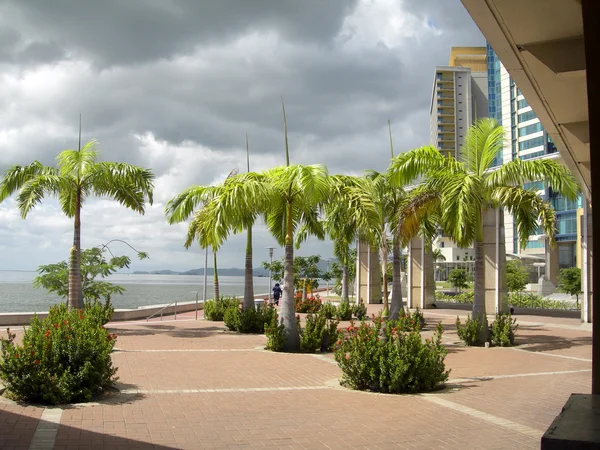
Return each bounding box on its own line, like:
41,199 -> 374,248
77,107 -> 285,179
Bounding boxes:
146,300 -> 178,322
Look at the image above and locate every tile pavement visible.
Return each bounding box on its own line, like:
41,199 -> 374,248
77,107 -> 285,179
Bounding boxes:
0,305 -> 593,449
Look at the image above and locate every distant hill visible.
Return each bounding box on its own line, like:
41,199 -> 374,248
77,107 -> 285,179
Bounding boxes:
132,267 -> 270,276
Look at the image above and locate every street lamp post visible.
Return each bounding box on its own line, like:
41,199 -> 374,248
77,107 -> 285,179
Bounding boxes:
267,247 -> 275,304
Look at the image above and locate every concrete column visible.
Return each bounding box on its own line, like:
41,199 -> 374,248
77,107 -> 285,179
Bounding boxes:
483,208 -> 508,314
407,237 -> 435,309
581,201 -> 593,323
356,241 -> 382,304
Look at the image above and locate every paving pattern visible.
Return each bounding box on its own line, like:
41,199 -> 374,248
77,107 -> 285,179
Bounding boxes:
0,306 -> 592,449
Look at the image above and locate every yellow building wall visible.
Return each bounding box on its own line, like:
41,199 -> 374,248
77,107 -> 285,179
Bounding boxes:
449,46 -> 487,72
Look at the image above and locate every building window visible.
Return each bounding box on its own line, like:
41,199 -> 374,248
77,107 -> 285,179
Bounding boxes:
517,98 -> 529,109
525,241 -> 544,249
518,122 -> 543,137
518,110 -> 537,122
519,136 -> 545,151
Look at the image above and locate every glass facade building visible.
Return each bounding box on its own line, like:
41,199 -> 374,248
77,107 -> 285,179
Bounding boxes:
487,43 -> 581,268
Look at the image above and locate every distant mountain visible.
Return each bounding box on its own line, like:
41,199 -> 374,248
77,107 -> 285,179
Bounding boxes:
132,267 -> 270,276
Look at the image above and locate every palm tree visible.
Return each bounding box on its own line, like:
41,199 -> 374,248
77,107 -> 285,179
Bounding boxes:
165,171 -> 267,310
262,100 -> 330,351
0,139 -> 154,310
324,175 -> 380,303
389,118 -> 579,340
432,248 -> 446,262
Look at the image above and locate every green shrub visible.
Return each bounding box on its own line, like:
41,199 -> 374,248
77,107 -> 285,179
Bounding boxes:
84,299 -> 114,326
490,313 -> 518,347
299,313 -> 326,353
334,318 -> 449,393
265,315 -> 286,352
224,304 -> 278,334
321,302 -> 336,320
204,297 -> 240,321
435,291 -> 474,304
336,301 -> 353,321
353,303 -> 367,320
0,304 -> 118,404
508,292 -> 578,310
455,315 -> 486,346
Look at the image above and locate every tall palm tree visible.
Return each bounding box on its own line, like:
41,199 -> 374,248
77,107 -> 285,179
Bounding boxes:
165,171 -> 267,310
324,175 -> 380,303
0,139 -> 154,310
389,118 -> 579,340
262,100 -> 330,351
432,249 -> 446,262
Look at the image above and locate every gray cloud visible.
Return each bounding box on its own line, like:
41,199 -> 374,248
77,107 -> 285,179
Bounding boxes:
0,0 -> 483,271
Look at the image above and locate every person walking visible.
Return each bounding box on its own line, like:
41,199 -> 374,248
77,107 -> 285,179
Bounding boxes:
272,283 -> 282,306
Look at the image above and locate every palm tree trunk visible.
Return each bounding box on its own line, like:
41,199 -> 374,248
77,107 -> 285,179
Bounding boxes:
67,191 -> 82,310
390,234 -> 402,320
213,250 -> 220,301
243,226 -> 254,310
381,236 -> 389,315
341,264 -> 349,303
281,203 -> 300,351
473,240 -> 489,342
302,278 -> 308,301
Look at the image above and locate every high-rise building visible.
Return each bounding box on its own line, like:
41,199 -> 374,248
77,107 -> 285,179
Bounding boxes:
429,47 -> 488,160
430,47 -> 487,261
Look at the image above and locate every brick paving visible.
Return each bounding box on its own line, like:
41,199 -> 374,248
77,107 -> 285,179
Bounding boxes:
0,305 -> 593,449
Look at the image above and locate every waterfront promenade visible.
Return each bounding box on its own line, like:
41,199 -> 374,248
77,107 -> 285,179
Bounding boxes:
0,305 -> 592,449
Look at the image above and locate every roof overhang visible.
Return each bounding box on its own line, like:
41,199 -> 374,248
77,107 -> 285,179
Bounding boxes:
460,0 -> 590,198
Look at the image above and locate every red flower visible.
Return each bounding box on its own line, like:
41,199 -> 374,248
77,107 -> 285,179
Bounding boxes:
34,360 -> 40,365
31,351 -> 35,356
44,330 -> 51,338
63,320 -> 68,325
14,354 -> 19,358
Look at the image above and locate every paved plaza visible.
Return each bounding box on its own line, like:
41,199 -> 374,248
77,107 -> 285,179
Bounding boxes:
0,305 -> 592,449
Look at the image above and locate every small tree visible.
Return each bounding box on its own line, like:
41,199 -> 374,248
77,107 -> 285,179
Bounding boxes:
448,268 -> 470,293
557,267 -> 582,307
34,246 -> 148,307
506,259 -> 529,294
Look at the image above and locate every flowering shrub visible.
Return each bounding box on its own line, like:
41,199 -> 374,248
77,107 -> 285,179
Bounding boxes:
490,313 -> 518,347
455,315 -> 486,346
204,297 -> 240,321
335,301 -> 353,321
295,294 -> 322,313
334,318 -> 449,394
224,303 -> 277,334
298,312 -> 340,353
0,304 -> 118,404
394,309 -> 425,332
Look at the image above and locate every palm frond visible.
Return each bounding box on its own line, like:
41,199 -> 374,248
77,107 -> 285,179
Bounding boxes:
387,146 -> 464,187
491,186 -> 557,249
485,158 -> 580,201
461,118 -> 504,176
88,162 -> 155,214
56,140 -> 99,180
16,175 -> 64,218
0,162 -> 58,203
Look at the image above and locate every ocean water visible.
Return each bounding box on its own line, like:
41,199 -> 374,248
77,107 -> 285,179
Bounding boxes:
0,271 -> 273,313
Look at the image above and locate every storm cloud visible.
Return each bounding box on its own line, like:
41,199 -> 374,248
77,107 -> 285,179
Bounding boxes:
0,0 -> 483,272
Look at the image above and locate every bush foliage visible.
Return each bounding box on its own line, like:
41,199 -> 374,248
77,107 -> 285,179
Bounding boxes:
335,301 -> 353,321
224,303 -> 277,334
203,297 -> 240,321
0,304 -> 118,405
455,315 -> 486,346
334,317 -> 449,394
490,313 -> 518,347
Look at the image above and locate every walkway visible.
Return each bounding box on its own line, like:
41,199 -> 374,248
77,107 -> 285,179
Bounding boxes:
0,306 -> 592,449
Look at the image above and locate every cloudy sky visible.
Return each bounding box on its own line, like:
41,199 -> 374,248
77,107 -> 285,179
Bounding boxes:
0,0 -> 483,272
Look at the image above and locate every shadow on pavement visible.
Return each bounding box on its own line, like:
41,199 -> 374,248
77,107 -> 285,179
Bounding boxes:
1,407 -> 178,450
